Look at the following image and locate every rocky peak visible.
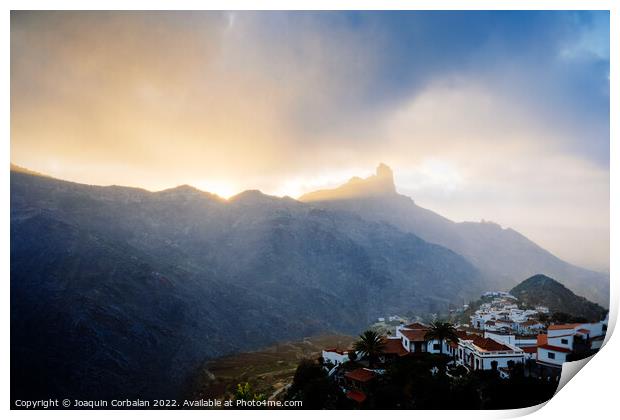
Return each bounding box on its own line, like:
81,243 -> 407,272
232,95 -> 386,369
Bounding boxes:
373,163 -> 396,194
300,163 -> 397,202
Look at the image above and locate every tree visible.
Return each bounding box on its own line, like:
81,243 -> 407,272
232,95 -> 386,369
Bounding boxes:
233,382 -> 265,402
290,359 -> 335,409
551,312 -> 571,323
354,330 -> 386,367
537,313 -> 549,325
347,350 -> 358,362
424,321 -> 459,356
551,312 -> 589,324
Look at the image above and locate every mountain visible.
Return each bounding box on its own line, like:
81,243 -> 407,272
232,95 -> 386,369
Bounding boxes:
510,274 -> 607,321
10,168 -> 483,401
299,164 -> 609,306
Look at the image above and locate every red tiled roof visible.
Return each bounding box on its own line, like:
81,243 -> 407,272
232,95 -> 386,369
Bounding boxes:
577,328 -> 591,334
346,390 -> 367,403
455,330 -> 477,340
381,338 -> 408,356
522,320 -> 541,326
520,346 -> 538,353
345,368 -> 375,383
401,329 -> 428,342
472,337 -> 512,352
538,344 -> 571,353
548,323 -> 583,330
404,322 -> 429,330
537,334 -> 548,346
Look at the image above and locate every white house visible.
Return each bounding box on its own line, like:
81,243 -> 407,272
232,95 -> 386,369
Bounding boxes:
515,319 -> 545,334
471,312 -> 494,329
324,324 -> 529,375
456,335 -> 525,370
396,322 -> 431,353
322,348 -> 353,366
536,333 -> 571,367
536,318 -> 608,368
398,324 -> 527,371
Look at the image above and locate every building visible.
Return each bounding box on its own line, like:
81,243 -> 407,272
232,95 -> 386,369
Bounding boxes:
516,319 -> 545,334
536,333 -> 570,368
322,348 -> 353,366
469,291 -> 549,335
380,337 -> 409,360
456,336 -> 525,370
395,322 -> 431,353
344,368 -> 376,404
536,317 -> 608,371
394,322 -> 524,371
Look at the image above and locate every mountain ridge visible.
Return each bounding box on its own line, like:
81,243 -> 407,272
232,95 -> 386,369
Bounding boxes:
10,166 -> 484,400
9,162 -> 609,306
299,164 -> 609,306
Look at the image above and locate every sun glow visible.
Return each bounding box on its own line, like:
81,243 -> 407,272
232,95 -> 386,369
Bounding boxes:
194,180 -> 241,199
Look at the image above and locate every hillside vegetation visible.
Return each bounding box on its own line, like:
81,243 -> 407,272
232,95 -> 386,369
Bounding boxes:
510,274 -> 607,321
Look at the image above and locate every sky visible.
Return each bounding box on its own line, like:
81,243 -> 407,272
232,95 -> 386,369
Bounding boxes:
10,11 -> 609,271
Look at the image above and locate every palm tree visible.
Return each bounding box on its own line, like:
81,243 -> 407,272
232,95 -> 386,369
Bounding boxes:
424,321 -> 459,356
354,330 -> 386,368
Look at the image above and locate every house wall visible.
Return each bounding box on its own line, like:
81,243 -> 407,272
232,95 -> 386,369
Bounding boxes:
401,337 -> 409,350
477,354 -> 524,370
426,339 -> 451,354
547,335 -> 573,350
548,328 -> 575,339
514,337 -> 537,347
591,339 -> 604,350
537,348 -> 568,366
581,321 -> 606,338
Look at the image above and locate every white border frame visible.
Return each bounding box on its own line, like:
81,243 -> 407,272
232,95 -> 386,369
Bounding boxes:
2,2 -> 617,419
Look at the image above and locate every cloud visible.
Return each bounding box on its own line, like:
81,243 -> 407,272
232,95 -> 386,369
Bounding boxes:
10,11 -> 609,270
376,80 -> 609,271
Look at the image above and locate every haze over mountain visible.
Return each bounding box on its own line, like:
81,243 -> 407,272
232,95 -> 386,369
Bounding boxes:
11,166 -> 483,400
300,164 -> 609,306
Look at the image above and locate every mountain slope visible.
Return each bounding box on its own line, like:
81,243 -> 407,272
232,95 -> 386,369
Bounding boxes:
10,168 -> 483,400
299,164 -> 609,306
509,274 -> 607,321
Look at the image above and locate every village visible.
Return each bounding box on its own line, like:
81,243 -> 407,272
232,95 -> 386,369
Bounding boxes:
320,291 -> 608,406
